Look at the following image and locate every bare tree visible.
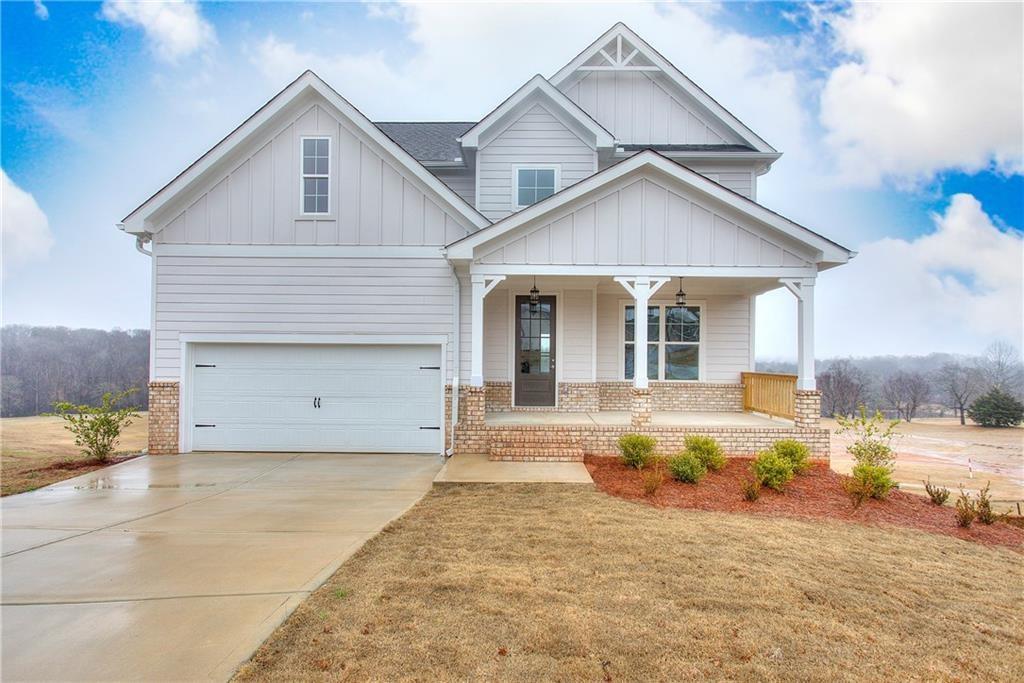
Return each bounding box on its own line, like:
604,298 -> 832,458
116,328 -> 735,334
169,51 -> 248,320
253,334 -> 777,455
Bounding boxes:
881,370 -> 932,422
935,361 -> 983,425
981,341 -> 1024,396
818,359 -> 868,418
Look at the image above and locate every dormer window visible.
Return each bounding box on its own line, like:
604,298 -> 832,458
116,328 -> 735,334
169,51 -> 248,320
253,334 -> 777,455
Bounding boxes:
514,167 -> 558,208
300,137 -> 330,214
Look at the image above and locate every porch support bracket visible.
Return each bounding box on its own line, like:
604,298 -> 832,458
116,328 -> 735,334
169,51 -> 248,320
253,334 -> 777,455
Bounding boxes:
470,274 -> 506,387
779,277 -> 816,391
614,276 -> 670,389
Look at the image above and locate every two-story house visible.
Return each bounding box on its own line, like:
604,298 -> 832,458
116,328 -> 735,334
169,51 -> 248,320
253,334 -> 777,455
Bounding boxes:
120,24 -> 853,461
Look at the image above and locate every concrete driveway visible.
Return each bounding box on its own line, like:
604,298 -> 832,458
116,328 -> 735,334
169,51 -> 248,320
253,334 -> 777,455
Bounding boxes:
1,452 -> 441,681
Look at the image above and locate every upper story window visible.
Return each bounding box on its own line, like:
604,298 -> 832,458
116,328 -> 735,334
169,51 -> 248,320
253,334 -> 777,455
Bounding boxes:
515,167 -> 558,208
301,137 -> 330,214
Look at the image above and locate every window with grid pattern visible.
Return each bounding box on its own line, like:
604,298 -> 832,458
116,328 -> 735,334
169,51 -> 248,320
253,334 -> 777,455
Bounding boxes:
301,137 -> 330,214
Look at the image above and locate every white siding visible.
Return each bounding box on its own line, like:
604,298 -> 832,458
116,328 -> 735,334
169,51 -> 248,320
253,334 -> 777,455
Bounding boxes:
562,289 -> 594,381
478,175 -> 814,267
483,289 -> 508,380
595,292 -> 751,383
153,254 -> 457,381
432,168 -> 475,206
476,103 -> 596,221
560,71 -> 743,146
154,102 -> 474,246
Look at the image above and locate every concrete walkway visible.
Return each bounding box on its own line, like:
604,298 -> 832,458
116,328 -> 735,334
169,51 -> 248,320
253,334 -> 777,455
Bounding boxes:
1,452 -> 441,681
435,453 -> 593,484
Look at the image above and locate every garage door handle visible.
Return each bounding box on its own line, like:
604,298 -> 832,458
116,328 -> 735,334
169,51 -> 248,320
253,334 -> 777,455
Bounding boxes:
195,364 -> 216,368
419,426 -> 440,430
195,424 -> 216,428
419,366 -> 440,370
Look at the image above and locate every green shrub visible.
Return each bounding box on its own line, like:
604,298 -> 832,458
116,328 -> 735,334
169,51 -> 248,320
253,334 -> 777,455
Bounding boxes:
955,488 -> 977,528
967,387 -> 1024,428
618,434 -> 656,469
751,450 -> 794,492
667,451 -> 706,484
835,406 -> 898,469
975,483 -> 1002,525
771,439 -> 811,474
741,476 -> 761,502
923,478 -> 950,506
845,463 -> 897,508
684,435 -> 725,471
46,388 -> 140,462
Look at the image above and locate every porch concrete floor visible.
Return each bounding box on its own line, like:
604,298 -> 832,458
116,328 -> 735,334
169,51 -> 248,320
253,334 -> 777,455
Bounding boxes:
484,410 -> 793,428
435,453 -> 593,484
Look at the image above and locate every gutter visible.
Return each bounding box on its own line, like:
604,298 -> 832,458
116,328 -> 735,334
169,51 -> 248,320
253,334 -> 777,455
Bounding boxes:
447,261 -> 461,457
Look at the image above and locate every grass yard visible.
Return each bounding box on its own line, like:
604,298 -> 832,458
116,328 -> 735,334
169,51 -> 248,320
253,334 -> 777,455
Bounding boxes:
0,413 -> 148,496
236,483 -> 1023,682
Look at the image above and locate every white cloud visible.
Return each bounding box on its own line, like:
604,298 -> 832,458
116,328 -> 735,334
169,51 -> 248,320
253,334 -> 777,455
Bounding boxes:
758,194 -> 1023,359
33,0 -> 48,20
820,2 -> 1024,186
1,170 -> 54,274
101,0 -> 216,63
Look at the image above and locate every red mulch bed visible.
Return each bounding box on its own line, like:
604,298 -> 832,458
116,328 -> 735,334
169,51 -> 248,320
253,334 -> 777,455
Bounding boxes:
585,456 -> 1024,550
34,453 -> 140,473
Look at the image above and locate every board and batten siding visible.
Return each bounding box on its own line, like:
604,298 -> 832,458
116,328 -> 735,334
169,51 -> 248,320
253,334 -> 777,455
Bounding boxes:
478,175 -> 813,268
476,103 -> 597,221
595,292 -> 752,383
154,103 -> 474,246
152,254 -> 458,381
560,71 -> 742,146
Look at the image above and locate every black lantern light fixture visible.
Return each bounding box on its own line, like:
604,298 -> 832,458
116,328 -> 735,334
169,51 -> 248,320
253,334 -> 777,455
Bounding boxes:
529,276 -> 540,308
675,276 -> 686,306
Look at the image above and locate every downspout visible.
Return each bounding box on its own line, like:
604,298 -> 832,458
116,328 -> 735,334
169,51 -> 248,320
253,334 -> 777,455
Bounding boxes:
447,262 -> 461,457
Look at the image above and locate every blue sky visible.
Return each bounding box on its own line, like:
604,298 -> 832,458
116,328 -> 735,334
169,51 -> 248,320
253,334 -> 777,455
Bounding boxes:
2,1 -> 1021,359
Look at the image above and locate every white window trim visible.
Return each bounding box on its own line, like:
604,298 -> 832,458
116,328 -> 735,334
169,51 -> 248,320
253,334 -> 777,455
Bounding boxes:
299,135 -> 332,216
511,164 -> 561,210
619,299 -> 706,382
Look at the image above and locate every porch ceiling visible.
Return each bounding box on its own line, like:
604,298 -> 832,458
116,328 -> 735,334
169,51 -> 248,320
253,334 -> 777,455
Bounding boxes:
488,274 -> 786,296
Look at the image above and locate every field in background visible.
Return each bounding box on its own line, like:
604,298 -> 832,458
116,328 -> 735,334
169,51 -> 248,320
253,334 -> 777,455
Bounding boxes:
827,417 -> 1023,514
1,414 -> 148,496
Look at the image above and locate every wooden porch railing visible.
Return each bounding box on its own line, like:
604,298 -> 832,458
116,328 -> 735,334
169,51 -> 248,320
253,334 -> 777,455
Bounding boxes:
741,372 -> 797,419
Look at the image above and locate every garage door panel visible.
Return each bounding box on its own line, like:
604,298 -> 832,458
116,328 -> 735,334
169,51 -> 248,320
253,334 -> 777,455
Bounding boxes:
189,343 -> 442,453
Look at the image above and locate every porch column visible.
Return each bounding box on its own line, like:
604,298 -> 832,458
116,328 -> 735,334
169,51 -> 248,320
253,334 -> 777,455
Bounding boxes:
781,277 -> 821,428
470,274 -> 505,387
614,276 -> 669,389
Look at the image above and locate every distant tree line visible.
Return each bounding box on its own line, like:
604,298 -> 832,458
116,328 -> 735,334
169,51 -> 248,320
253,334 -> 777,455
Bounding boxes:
761,341 -> 1024,422
1,326 -> 149,417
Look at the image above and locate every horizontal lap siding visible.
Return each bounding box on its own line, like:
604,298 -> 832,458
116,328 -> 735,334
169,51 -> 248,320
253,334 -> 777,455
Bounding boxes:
432,169 -> 476,207
154,255 -> 455,381
477,104 -> 596,221
561,289 -> 593,381
595,293 -> 751,383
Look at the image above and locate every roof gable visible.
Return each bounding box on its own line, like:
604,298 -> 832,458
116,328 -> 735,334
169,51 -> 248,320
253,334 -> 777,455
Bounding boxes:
446,151 -> 852,268
459,75 -> 615,150
121,71 -> 489,235
550,24 -> 776,153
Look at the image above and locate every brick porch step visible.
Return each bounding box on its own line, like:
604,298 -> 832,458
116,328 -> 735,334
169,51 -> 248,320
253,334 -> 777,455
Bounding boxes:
488,431 -> 585,462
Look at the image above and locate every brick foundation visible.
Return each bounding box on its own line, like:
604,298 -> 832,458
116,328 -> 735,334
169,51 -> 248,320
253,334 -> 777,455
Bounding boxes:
630,388 -> 653,428
558,382 -> 600,412
598,381 -> 744,412
795,390 -> 822,429
484,382 -> 512,412
148,381 -> 180,455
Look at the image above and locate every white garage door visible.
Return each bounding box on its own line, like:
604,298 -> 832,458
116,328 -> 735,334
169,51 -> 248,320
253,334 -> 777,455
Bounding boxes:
189,343 -> 443,453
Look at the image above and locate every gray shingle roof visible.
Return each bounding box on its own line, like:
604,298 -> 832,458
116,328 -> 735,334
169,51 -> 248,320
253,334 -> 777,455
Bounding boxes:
374,122 -> 475,163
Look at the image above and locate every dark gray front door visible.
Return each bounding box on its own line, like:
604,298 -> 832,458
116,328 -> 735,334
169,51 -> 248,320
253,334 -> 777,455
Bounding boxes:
514,295 -> 556,406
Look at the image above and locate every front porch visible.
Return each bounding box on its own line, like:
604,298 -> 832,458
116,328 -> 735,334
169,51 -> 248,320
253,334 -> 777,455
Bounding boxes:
484,410 -> 789,428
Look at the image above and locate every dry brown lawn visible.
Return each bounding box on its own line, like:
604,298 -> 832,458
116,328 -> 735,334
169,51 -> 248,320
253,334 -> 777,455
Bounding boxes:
236,483 -> 1024,682
1,414 -> 148,496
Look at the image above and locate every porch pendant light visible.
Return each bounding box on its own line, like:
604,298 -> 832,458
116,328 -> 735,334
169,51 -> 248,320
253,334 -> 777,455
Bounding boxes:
675,277 -> 687,306
529,277 -> 541,308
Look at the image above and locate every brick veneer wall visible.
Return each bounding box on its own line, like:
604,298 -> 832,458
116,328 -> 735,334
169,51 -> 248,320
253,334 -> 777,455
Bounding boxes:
484,382 -> 512,412
148,381 -> 180,455
454,423 -> 830,458
794,390 -> 822,429
558,382 -> 600,412
598,381 -> 744,412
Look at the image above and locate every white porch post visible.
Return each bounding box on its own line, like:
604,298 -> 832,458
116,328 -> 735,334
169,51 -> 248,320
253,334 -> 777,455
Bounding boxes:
614,276 -> 669,389
781,277 -> 816,391
470,274 -> 505,387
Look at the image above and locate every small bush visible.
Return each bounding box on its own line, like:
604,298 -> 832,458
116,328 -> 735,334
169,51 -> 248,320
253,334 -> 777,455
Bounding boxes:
642,459 -> 666,496
618,434 -> 656,469
46,388 -> 140,462
835,406 -> 898,469
751,450 -> 794,492
955,488 -> 977,528
967,387 -> 1024,428
923,478 -> 950,506
771,439 -> 811,474
975,483 -> 1001,525
844,463 -> 897,508
683,435 -> 725,471
741,477 -> 761,502
667,451 -> 706,484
